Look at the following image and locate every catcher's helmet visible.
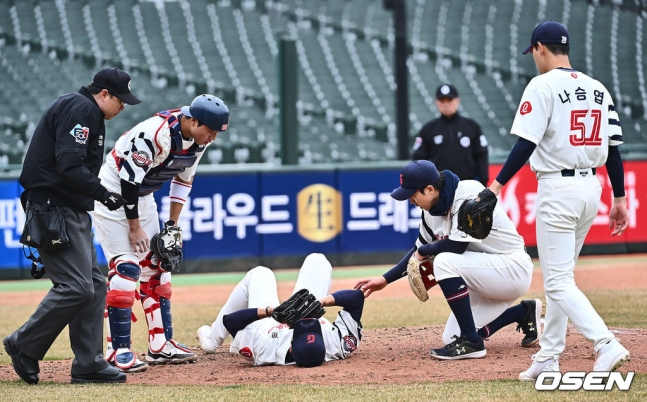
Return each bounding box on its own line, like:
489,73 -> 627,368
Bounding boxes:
181,94 -> 229,132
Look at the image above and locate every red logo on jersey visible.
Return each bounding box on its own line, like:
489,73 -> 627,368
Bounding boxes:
239,347 -> 253,359
520,101 -> 532,115
131,150 -> 152,167
343,335 -> 358,352
571,72 -> 578,79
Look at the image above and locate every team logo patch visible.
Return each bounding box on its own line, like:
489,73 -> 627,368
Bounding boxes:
131,150 -> 152,167
571,72 -> 578,79
479,134 -> 488,147
69,124 -> 89,144
412,137 -> 422,151
221,123 -> 228,131
400,173 -> 404,185
520,101 -> 532,115
342,335 -> 358,352
433,135 -> 443,145
460,137 -> 471,148
239,347 -> 253,359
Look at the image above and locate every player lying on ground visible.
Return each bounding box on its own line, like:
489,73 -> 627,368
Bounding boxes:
196,253 -> 364,367
355,160 -> 540,361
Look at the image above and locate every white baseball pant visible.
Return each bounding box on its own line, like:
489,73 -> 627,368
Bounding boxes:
535,174 -> 615,361
202,253 -> 333,349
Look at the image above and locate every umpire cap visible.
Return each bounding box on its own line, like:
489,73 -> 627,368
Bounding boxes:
291,318 -> 326,367
92,67 -> 141,105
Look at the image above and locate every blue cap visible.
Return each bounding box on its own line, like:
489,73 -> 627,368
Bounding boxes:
391,160 -> 440,201
522,21 -> 570,55
291,318 -> 326,367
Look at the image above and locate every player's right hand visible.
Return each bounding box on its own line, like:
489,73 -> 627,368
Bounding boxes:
102,191 -> 124,211
354,277 -> 387,298
129,227 -> 149,254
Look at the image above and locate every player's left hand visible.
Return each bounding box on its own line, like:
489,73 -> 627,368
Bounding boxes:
609,198 -> 629,236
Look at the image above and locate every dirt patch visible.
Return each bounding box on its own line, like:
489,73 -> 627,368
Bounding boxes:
1,259 -> 645,385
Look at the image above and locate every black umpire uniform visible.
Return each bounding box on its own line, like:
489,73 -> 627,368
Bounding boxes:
3,68 -> 140,384
412,85 -> 489,186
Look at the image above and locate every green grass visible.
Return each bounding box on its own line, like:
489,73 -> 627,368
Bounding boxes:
1,256 -> 645,401
2,378 -> 646,402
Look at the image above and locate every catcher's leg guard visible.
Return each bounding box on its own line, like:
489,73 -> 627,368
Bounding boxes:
105,260 -> 141,370
141,272 -> 197,364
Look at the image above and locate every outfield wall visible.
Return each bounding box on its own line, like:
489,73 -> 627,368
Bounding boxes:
0,161 -> 645,279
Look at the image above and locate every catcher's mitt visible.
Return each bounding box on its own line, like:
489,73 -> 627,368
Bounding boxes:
457,188 -> 498,240
407,254 -> 437,302
272,289 -> 326,327
150,220 -> 183,272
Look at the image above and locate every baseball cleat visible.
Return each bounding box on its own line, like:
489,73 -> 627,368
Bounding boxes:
144,340 -> 198,365
517,299 -> 542,347
196,325 -> 218,354
106,346 -> 149,373
519,354 -> 559,381
593,338 -> 630,372
430,335 -> 486,360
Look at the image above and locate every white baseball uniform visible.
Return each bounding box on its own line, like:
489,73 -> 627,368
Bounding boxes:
202,253 -> 363,366
510,67 -> 623,360
93,109 -> 207,356
416,180 -> 534,344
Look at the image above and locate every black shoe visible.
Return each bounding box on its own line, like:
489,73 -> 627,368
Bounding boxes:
71,365 -> 127,384
3,335 -> 40,385
517,299 -> 543,347
430,335 -> 486,360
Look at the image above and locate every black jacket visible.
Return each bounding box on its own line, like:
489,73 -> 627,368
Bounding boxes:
20,87 -> 108,211
411,112 -> 489,185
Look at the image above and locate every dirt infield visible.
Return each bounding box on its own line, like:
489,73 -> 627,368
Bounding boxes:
1,258 -> 645,385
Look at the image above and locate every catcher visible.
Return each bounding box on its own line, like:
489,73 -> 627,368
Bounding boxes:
196,253 -> 364,367
93,95 -> 230,372
355,160 -> 537,360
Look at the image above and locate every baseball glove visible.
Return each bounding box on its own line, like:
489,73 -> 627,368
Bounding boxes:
407,254 -> 437,302
272,289 -> 326,327
457,188 -> 498,240
150,220 -> 183,272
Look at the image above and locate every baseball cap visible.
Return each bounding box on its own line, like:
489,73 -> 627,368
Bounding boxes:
522,21 -> 570,55
291,318 -> 326,367
435,84 -> 459,100
391,160 -> 440,201
91,67 -> 141,105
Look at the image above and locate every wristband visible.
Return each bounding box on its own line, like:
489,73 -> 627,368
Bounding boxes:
170,180 -> 192,205
265,306 -> 271,317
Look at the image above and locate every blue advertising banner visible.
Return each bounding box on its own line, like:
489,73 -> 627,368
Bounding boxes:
0,167 -> 421,271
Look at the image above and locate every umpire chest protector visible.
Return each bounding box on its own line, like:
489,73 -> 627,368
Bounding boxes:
139,110 -> 205,196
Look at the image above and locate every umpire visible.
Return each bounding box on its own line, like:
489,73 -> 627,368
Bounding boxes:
3,67 -> 140,384
412,84 -> 490,186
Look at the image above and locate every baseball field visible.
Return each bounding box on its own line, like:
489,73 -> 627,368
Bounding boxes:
1,254 -> 646,401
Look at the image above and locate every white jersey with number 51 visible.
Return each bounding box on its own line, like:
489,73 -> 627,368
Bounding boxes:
510,67 -> 623,173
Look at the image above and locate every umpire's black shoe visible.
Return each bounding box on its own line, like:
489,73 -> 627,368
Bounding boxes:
3,335 -> 40,385
430,335 -> 486,360
71,365 -> 127,384
517,299 -> 543,347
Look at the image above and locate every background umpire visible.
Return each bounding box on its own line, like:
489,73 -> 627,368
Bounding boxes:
412,84 -> 490,186
3,67 -> 140,384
